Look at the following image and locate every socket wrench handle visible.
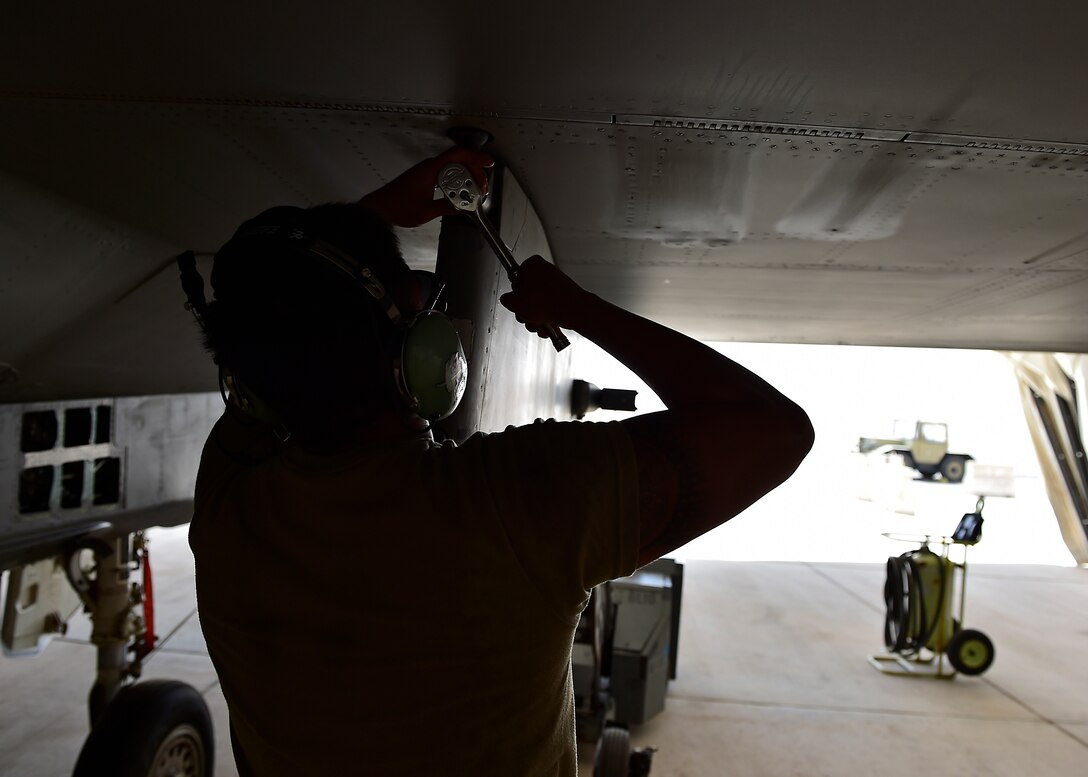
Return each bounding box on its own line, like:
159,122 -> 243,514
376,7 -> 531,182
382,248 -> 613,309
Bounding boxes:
472,205 -> 520,283
438,164 -> 570,352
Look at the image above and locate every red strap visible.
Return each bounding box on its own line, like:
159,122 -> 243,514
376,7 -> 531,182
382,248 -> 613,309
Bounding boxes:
141,548 -> 157,651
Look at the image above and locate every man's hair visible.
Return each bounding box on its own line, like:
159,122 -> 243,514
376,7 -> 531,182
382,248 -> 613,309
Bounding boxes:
201,203 -> 410,442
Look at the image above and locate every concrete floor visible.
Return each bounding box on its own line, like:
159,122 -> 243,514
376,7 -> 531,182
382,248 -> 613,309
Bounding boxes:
1,521 -> 1085,776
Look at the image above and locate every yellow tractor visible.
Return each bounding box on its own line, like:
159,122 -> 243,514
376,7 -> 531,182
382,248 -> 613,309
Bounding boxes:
858,421 -> 972,483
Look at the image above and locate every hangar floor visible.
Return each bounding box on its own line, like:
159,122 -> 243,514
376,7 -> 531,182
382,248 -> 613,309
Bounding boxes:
1,520 -> 1086,776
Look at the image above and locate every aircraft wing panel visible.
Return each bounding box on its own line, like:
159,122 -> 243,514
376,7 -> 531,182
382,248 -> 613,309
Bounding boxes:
2,4 -> 1088,404
436,167 -> 575,440
3,2 -> 1087,142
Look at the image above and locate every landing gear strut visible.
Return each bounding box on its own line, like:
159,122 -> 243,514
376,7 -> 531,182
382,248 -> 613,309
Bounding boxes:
66,531 -> 214,776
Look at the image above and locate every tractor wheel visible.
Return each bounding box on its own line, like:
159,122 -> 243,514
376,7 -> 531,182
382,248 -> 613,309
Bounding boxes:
594,726 -> 631,777
941,456 -> 967,483
946,628 -> 995,676
73,679 -> 214,777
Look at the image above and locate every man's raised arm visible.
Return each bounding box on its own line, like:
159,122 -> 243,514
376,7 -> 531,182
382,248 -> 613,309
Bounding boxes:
501,256 -> 814,567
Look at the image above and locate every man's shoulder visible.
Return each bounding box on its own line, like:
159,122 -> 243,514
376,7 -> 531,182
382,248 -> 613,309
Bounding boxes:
445,419 -> 633,470
451,417 -> 623,447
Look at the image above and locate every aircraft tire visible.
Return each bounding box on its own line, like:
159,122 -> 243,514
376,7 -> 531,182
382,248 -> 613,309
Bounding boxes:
946,628 -> 995,676
594,726 -> 631,777
72,679 -> 214,777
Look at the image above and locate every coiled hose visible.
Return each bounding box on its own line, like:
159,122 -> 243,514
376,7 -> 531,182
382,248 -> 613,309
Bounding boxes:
883,548 -> 945,657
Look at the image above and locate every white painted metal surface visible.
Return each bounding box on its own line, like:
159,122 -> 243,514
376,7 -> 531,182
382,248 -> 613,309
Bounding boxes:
0,395 -> 219,556
1,2 -> 1086,403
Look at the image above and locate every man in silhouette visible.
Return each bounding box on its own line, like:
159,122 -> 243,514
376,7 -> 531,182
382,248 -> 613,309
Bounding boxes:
188,146 -> 813,775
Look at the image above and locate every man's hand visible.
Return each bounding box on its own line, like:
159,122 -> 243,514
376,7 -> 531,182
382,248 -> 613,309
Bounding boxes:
499,256 -> 591,338
359,147 -> 494,228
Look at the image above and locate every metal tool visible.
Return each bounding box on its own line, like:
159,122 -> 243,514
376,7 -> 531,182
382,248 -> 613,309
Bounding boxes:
438,163 -> 570,352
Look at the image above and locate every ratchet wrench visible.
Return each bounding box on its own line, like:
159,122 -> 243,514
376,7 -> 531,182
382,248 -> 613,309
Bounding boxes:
438,163 -> 570,352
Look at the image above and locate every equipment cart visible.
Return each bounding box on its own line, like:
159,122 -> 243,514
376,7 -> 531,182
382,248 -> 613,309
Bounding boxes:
870,497 -> 995,678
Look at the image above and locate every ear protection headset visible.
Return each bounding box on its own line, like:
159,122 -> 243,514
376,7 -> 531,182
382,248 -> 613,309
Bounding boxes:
177,216 -> 468,433
270,223 -> 468,423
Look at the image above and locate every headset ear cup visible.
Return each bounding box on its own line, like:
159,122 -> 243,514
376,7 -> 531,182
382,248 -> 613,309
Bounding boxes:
397,311 -> 467,421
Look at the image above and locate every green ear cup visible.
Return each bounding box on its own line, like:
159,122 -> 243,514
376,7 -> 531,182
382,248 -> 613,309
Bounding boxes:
398,310 -> 467,421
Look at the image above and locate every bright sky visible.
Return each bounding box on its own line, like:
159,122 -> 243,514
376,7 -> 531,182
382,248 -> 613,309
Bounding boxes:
571,339 -> 1077,566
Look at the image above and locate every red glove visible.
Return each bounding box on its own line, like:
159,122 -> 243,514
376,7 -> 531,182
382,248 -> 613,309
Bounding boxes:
359,147 -> 494,228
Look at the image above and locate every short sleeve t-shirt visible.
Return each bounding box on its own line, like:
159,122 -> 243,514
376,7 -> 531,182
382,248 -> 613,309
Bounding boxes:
189,411 -> 640,776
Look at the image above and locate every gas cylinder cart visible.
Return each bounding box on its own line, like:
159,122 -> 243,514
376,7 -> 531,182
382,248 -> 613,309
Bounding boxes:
869,497 -> 995,678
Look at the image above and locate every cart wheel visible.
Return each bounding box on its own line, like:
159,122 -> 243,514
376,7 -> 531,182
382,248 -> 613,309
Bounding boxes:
594,726 -> 631,777
72,679 -> 214,777
946,628 -> 994,676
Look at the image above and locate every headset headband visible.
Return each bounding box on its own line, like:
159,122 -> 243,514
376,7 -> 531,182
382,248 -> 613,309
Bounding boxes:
233,222 -> 404,325
179,213 -> 467,428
